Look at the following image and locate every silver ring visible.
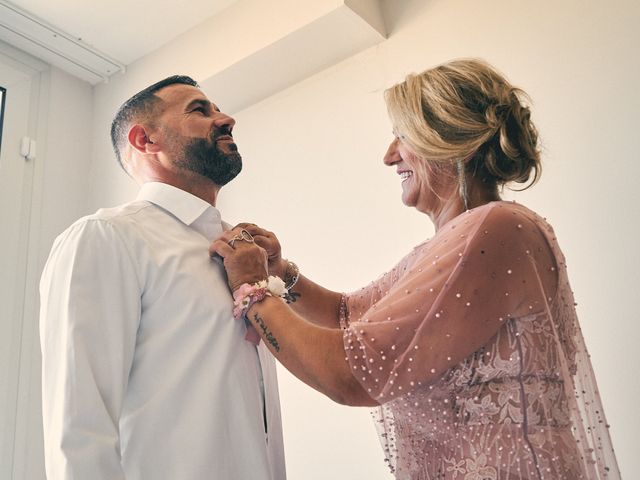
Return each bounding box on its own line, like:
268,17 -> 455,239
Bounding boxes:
227,229 -> 255,247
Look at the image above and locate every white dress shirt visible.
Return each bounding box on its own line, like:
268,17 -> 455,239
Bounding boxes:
40,182 -> 285,480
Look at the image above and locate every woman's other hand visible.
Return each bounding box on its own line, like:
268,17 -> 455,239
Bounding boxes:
209,227 -> 269,292
234,223 -> 286,278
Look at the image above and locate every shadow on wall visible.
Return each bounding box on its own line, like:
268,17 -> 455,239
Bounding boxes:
381,0 -> 435,35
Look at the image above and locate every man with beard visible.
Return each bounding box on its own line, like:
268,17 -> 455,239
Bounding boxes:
39,76 -> 286,480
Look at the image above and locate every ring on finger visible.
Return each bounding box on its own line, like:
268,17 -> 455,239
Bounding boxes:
227,229 -> 255,247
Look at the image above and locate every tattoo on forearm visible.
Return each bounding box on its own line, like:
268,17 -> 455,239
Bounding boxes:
284,290 -> 301,304
252,313 -> 281,353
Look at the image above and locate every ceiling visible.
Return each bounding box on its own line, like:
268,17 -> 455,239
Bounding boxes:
3,0 -> 238,65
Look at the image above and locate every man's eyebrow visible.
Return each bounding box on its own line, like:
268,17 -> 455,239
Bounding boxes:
185,98 -> 220,112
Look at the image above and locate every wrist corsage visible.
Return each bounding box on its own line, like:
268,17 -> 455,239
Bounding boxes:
233,276 -> 287,346
232,276 -> 288,320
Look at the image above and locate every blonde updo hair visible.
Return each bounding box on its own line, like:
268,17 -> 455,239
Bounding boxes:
384,59 -> 541,191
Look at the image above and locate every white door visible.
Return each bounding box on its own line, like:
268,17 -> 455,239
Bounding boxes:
0,49 -> 42,480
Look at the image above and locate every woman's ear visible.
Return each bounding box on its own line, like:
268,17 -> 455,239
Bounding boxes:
128,124 -> 161,154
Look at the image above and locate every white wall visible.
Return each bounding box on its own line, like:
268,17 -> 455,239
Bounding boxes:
82,0 -> 639,478
35,67 -> 94,261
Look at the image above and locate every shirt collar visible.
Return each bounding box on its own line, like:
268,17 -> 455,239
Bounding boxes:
136,182 -> 222,228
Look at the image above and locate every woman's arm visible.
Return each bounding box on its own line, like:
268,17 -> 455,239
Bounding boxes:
245,296 -> 378,407
282,273 -> 343,329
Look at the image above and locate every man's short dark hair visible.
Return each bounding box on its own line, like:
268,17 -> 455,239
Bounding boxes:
110,75 -> 199,170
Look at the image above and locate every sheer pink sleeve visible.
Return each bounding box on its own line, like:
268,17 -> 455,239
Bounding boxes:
342,203 -> 557,402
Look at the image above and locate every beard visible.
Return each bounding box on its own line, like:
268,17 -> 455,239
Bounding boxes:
174,134 -> 242,186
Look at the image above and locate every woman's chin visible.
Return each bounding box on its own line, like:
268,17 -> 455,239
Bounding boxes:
400,188 -> 416,208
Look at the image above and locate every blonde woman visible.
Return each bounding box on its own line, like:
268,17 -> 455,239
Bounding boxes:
211,59 -> 620,479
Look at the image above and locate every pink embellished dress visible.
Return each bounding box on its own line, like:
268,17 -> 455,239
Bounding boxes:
341,201 -> 620,480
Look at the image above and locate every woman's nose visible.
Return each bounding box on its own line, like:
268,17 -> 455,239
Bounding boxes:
383,139 -> 400,166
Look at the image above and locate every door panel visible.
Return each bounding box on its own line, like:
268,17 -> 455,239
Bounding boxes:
0,53 -> 38,480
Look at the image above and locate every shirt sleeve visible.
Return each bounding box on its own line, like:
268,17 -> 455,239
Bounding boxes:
39,219 -> 142,479
342,204 -> 558,402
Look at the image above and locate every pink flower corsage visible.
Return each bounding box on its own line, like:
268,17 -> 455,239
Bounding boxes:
232,276 -> 287,345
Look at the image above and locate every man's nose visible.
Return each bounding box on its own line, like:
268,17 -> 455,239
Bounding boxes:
211,112 -> 235,137
214,112 -> 236,130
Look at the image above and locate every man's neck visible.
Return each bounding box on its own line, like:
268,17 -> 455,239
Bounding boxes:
140,175 -> 220,206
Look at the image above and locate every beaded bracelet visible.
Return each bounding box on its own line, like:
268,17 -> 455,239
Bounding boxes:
232,276 -> 287,320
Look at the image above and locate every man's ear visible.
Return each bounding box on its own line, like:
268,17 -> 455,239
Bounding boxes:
128,124 -> 161,155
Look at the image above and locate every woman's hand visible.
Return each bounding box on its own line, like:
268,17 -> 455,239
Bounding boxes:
233,223 -> 287,278
209,227 -> 269,292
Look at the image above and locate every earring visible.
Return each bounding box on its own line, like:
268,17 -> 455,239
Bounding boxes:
457,159 -> 469,210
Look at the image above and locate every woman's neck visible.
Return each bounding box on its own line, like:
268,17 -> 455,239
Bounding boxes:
429,182 -> 500,231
